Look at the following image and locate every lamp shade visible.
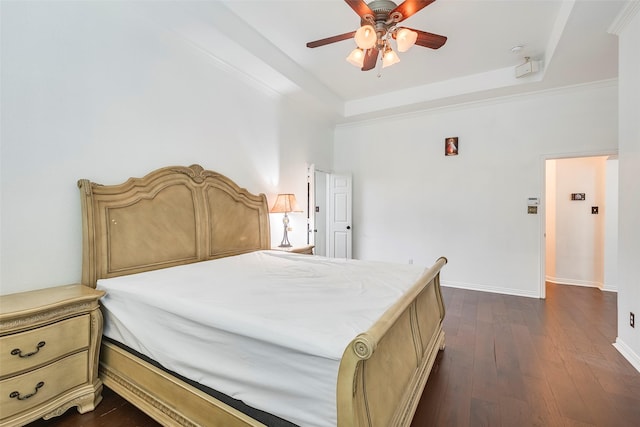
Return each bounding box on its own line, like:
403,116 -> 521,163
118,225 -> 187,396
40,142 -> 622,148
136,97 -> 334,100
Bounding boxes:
382,48 -> 400,68
396,28 -> 417,52
270,194 -> 301,213
354,24 -> 376,50
346,48 -> 365,67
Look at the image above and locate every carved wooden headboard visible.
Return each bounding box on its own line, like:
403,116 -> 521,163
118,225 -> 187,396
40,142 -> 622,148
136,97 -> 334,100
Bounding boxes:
78,164 -> 270,288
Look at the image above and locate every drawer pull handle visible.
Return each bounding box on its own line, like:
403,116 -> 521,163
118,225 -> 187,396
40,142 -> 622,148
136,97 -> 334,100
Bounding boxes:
10,341 -> 46,358
9,381 -> 45,401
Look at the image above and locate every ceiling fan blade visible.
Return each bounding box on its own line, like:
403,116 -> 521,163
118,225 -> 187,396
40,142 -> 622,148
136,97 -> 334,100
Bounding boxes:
361,48 -> 379,71
399,27 -> 447,49
307,31 -> 356,48
344,0 -> 375,21
390,0 -> 436,22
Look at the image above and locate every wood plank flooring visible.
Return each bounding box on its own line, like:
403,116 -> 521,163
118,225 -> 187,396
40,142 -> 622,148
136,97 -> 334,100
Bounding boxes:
26,386 -> 159,427
413,283 -> 640,426
26,283 -> 640,427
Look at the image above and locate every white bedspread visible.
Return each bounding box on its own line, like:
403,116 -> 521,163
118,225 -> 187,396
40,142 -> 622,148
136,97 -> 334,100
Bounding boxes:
97,250 -> 427,427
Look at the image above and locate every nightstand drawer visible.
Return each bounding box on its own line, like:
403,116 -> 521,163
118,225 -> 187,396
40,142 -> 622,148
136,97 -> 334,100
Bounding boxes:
0,315 -> 89,377
0,350 -> 88,420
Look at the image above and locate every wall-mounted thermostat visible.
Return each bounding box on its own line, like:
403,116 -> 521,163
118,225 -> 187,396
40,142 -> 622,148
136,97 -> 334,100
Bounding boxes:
571,193 -> 585,200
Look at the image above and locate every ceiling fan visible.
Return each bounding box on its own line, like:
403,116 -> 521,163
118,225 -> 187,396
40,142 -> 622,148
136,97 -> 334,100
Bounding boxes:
306,0 -> 447,71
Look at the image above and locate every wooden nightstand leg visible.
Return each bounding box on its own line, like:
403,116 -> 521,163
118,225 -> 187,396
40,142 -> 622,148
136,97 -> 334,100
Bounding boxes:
89,308 -> 104,382
41,383 -> 103,419
76,384 -> 104,414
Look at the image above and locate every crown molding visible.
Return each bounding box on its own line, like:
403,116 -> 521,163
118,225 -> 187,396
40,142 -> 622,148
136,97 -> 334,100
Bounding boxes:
608,1 -> 640,35
336,79 -> 618,128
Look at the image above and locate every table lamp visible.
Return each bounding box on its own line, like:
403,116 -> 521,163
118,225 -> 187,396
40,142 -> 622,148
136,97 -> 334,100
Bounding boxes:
270,194 -> 301,247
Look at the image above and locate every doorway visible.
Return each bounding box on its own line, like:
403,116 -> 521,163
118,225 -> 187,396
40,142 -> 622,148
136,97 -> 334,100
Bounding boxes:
311,169 -> 329,256
542,154 -> 618,298
307,165 -> 353,259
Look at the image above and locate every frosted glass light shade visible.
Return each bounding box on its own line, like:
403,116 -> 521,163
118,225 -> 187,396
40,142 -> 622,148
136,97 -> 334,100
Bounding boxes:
396,28 -> 417,52
354,25 -> 376,49
382,48 -> 400,68
346,48 -> 365,67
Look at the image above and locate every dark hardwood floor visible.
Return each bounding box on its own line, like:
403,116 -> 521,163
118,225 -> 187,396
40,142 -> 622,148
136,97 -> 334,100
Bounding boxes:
26,386 -> 159,427
413,283 -> 640,426
26,283 -> 640,427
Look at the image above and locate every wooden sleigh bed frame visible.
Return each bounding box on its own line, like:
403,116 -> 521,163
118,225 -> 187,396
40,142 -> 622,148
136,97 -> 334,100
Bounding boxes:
78,164 -> 447,427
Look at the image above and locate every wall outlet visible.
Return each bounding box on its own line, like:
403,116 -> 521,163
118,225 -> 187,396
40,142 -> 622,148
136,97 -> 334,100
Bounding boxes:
631,312 -> 635,328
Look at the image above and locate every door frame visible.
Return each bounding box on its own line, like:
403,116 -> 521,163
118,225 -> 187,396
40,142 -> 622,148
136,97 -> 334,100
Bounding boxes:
539,149 -> 618,299
307,164 -> 329,256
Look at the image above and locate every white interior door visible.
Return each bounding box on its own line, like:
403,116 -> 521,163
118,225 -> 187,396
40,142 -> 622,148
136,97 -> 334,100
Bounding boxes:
328,173 -> 352,259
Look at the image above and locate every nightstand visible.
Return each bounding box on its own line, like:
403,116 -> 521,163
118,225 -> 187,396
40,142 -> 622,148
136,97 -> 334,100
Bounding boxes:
0,284 -> 105,426
272,244 -> 315,255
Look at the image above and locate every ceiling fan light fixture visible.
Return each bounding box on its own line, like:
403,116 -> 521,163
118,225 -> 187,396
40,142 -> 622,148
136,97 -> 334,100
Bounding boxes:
396,28 -> 418,52
382,47 -> 400,68
346,48 -> 365,68
354,24 -> 376,49
304,0 -> 448,72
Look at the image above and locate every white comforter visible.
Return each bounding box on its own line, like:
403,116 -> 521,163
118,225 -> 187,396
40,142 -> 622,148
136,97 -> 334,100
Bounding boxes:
97,250 -> 427,427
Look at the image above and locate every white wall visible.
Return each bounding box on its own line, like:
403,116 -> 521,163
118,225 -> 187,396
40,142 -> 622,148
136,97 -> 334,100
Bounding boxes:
604,157 -> 619,292
615,4 -> 640,372
547,156 -> 607,288
334,82 -> 618,298
0,1 -> 333,294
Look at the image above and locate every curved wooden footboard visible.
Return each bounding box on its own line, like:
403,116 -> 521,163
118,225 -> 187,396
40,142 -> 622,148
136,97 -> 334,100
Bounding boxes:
337,257 -> 447,427
98,257 -> 447,427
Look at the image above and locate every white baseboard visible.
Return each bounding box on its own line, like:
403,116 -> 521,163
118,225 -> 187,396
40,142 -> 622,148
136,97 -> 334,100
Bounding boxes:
613,338 -> 640,373
547,278 -> 618,293
546,276 -> 603,289
441,281 -> 539,299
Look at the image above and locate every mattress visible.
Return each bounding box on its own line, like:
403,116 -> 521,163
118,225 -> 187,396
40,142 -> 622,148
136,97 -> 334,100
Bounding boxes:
97,250 -> 428,427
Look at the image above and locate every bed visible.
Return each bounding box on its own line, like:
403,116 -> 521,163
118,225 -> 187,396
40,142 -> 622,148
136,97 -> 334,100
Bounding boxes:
77,164 -> 447,427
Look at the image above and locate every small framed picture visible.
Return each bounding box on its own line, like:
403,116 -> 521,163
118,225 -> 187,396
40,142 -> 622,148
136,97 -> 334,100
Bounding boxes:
445,137 -> 458,156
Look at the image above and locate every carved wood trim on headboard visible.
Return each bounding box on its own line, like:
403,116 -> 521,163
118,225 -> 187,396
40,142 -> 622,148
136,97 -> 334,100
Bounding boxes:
78,165 -> 270,288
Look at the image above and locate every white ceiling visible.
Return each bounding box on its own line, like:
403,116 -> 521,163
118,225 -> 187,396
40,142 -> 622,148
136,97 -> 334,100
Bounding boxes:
139,0 -> 626,122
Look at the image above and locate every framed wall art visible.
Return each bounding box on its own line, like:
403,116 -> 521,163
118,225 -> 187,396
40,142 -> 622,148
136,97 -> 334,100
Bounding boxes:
445,137 -> 458,156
